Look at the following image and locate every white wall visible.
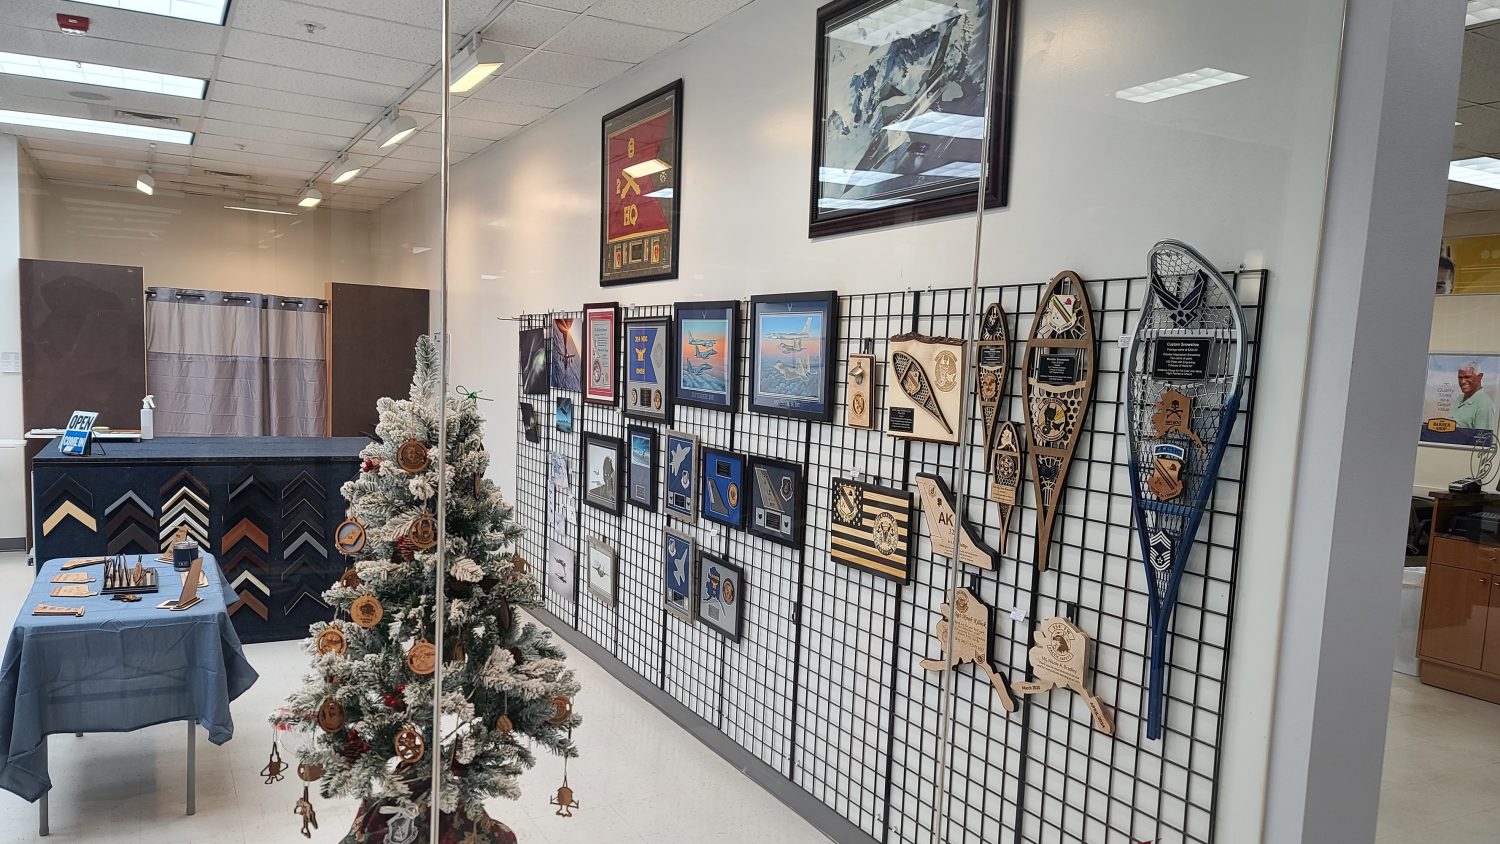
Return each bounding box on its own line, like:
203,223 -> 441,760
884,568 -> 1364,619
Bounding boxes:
0,136 -> 28,540
371,0 -> 1350,839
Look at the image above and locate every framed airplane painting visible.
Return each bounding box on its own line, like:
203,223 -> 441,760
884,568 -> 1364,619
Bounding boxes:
748,291 -> 839,421
673,300 -> 739,412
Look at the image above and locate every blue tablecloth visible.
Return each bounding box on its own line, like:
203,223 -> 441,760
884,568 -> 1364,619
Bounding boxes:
0,554 -> 258,801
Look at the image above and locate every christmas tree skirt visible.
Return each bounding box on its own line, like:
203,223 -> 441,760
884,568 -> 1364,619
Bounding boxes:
341,799 -> 518,844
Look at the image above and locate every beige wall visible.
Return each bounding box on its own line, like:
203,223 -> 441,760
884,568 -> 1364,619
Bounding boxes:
1414,292 -> 1500,490
17,145 -> 42,260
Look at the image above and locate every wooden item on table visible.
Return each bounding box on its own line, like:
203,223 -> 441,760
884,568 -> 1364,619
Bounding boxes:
829,476 -> 915,582
350,595 -> 384,628
334,518 -> 367,556
157,556 -> 202,610
405,639 -> 436,676
396,438 -> 431,473
61,556 -> 107,570
50,584 -> 96,598
51,572 -> 93,583
294,785 -> 318,839
161,523 -> 189,553
1022,270 -> 1096,571
405,513 -> 438,550
915,473 -> 997,571
111,593 -> 141,603
988,421 -> 1023,546
919,587 -> 1016,712
1012,616 -> 1113,734
315,626 -> 348,657
974,302 -> 1010,450
104,555 -> 160,594
393,725 -> 425,770
886,333 -> 966,444
177,570 -> 209,588
547,694 -> 573,726
261,741 -> 287,784
317,698 -> 346,733
32,603 -> 85,617
845,353 -> 875,429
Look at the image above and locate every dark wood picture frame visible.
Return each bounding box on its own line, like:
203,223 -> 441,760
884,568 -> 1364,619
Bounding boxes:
747,290 -> 840,422
672,299 -> 740,413
623,316 -> 674,424
580,432 -> 624,516
601,79 -> 684,285
746,456 -> 805,549
696,552 -> 745,643
582,301 -> 619,407
625,425 -> 659,512
808,0 -> 1017,238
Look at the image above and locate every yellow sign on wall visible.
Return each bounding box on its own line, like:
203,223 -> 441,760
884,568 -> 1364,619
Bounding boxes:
1443,235 -> 1500,294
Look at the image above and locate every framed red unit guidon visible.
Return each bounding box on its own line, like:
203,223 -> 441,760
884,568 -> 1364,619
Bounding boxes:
601,79 -> 683,286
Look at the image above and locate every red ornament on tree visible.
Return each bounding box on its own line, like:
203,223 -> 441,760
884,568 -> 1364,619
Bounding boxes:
384,685 -> 407,710
395,535 -> 415,562
340,728 -> 370,762
361,458 -> 381,473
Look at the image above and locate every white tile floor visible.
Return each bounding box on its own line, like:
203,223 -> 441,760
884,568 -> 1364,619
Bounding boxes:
0,553 -> 827,843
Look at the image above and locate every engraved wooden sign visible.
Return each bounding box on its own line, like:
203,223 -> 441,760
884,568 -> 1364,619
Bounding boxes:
920,587 -> 1016,712
974,302 -> 1010,449
915,473 -> 996,571
886,333 -> 966,444
33,604 -> 85,617
988,421 -> 1022,547
1012,616 -> 1113,734
51,572 -> 93,583
50,584 -> 96,598
845,353 -> 875,429
1022,271 -> 1095,570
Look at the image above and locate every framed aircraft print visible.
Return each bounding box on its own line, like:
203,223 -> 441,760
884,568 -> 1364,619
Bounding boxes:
626,426 -> 658,511
581,432 -> 623,515
673,300 -> 739,412
585,536 -> 617,606
624,316 -> 673,423
601,79 -> 682,286
583,302 -> 619,407
663,430 -> 699,522
746,456 -> 804,548
700,447 -> 746,530
519,327 -> 549,395
663,527 -> 696,622
697,552 -> 744,642
748,291 -> 840,421
550,317 -> 581,392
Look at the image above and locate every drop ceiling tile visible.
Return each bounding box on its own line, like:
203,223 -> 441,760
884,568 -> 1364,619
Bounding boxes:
362,156 -> 439,175
486,2 -> 580,47
204,101 -> 368,138
216,58 -> 405,106
506,49 -> 632,88
545,14 -> 682,63
451,118 -> 522,141
1444,189 -> 1500,212
231,0 -> 442,62
453,96 -> 550,124
278,0 -> 500,33
0,27 -> 219,77
470,74 -> 589,108
585,0 -> 750,34
1460,32 -> 1500,105
401,89 -> 445,115
1449,181 -> 1486,195
198,118 -> 350,150
223,30 -> 431,87
193,134 -> 334,163
9,0 -> 226,53
1455,105 -> 1500,157
210,81 -> 385,124
0,76 -> 208,120
404,129 -> 494,154
523,0 -> 598,12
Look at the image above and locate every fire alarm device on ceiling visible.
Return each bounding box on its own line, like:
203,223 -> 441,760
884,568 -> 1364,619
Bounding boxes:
57,14 -> 90,34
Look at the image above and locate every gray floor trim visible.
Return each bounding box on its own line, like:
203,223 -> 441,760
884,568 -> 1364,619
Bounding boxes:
528,605 -> 881,844
0,538 -> 25,552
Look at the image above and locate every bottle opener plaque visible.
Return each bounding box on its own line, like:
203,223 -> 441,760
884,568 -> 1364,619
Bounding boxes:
845,353 -> 875,429
1012,616 -> 1113,734
886,333 -> 966,444
919,587 -> 1015,712
914,473 -> 996,571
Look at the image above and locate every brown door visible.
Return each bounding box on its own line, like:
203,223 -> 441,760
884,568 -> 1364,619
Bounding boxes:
325,283 -> 430,437
1419,563 -> 1490,669
1484,579 -> 1500,675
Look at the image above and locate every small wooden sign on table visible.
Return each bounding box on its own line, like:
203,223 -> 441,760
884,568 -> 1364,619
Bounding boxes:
157,557 -> 204,611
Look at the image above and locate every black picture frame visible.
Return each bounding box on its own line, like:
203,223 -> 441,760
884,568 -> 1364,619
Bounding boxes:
601,79 -> 684,286
672,299 -> 740,413
747,291 -> 840,422
699,447 -> 746,530
746,456 -> 805,549
623,316 -> 674,423
580,432 -> 623,515
625,425 -> 658,511
696,552 -> 744,643
808,0 -> 1017,238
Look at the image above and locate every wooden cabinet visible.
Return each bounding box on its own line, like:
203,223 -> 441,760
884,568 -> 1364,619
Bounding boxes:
1417,492 -> 1500,703
1418,563 -> 1490,669
1485,580 -> 1500,676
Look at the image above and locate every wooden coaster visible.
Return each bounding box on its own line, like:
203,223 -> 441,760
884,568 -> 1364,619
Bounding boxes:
397,439 -> 431,473
350,595 -> 384,629
316,626 -> 348,657
405,640 -> 435,676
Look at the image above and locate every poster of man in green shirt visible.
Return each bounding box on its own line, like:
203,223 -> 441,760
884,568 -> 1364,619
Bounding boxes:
1421,355 -> 1500,447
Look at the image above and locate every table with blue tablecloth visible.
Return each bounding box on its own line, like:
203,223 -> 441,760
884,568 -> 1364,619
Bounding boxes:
0,553 -> 258,833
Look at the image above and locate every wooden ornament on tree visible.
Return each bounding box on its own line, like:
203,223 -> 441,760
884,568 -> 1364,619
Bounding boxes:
845,353 -> 875,429
317,698 -> 347,733
915,473 -> 996,571
920,588 -> 1016,712
511,555 -> 529,575
988,421 -> 1023,546
261,741 -> 287,784
298,762 -> 324,782
406,513 -> 438,550
405,639 -> 436,676
350,595 -> 384,629
1012,616 -> 1113,734
295,785 -> 319,838
547,694 -> 573,726
338,567 -> 363,589
393,725 -> 425,771
495,715 -> 514,735
396,438 -> 431,473
315,626 -> 347,657
334,518 -> 367,556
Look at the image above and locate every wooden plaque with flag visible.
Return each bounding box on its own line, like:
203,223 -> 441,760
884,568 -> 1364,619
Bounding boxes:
829,477 -> 914,582
601,79 -> 683,286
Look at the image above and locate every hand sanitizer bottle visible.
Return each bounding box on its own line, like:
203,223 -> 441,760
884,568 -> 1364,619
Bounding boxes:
140,395 -> 155,440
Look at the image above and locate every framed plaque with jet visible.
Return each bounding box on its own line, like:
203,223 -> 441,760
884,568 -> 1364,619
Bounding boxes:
624,316 -> 673,423
748,291 -> 840,421
663,527 -> 696,622
746,456 -> 805,548
662,430 -> 699,523
699,447 -> 746,530
601,79 -> 682,285
697,552 -> 744,642
625,426 -> 658,511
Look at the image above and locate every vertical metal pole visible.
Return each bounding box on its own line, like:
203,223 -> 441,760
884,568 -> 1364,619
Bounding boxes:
430,0 -> 452,838
37,738 -> 47,837
931,2 -> 1006,841
186,720 -> 196,816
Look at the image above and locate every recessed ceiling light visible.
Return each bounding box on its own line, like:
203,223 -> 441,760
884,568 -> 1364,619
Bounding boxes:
450,41 -> 505,94
0,51 -> 206,99
376,112 -> 418,149
818,166 -> 900,187
623,158 -> 671,180
1450,157 -> 1500,190
224,205 -> 298,216
297,187 -> 322,208
883,111 -> 984,139
1115,68 -> 1248,103
828,0 -> 960,46
1468,1 -> 1500,26
0,108 -> 193,144
68,0 -> 230,25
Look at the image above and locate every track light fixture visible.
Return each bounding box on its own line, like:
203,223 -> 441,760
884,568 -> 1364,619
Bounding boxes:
377,111 -> 419,149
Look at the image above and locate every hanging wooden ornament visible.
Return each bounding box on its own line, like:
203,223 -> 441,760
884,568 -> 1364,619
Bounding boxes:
393,725 -> 426,771
297,762 -> 324,782
547,694 -> 573,726
509,646 -> 526,668
294,785 -> 319,838
406,513 -> 438,550
397,438 -> 431,473
316,698 -> 346,733
334,518 -> 367,556
497,599 -> 512,631
338,566 -> 363,589
350,595 -> 384,629
261,740 -> 286,784
1012,616 -> 1113,734
405,639 -> 436,676
550,726 -> 579,817
845,353 -> 875,429
511,555 -> 529,575
495,715 -> 514,735
974,302 -> 1011,450
473,473 -> 484,497
988,421 -> 1023,547
450,638 -> 466,662
919,588 -> 1016,712
315,626 -> 347,657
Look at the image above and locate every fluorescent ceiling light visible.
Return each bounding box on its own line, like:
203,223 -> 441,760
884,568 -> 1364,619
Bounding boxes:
68,0 -> 230,25
225,205 -> 297,216
644,187 -> 673,199
919,161 -> 981,178
0,109 -> 193,144
450,41 -> 505,94
0,51 -> 206,99
829,0 -> 960,46
1468,1 -> 1500,26
818,197 -> 914,211
135,173 -> 154,195
331,157 -> 362,185
623,158 -> 671,180
377,113 -> 419,149
883,111 -> 984,139
1449,157 -> 1500,190
1115,68 -> 1248,103
297,187 -> 322,209
818,166 -> 900,187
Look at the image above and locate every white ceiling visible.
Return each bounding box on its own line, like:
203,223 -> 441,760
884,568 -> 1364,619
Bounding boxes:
1451,22 -> 1500,216
0,0 -> 749,211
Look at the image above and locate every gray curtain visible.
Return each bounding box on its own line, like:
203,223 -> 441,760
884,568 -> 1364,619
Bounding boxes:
146,288 -> 326,436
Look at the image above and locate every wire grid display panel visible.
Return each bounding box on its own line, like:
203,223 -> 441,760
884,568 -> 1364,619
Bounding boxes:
509,272 -> 1264,844
512,316 -> 550,600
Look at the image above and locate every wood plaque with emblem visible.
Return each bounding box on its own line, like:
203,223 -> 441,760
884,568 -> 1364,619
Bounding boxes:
915,473 -> 996,571
886,333 -> 966,444
828,476 -> 914,582
1012,616 -> 1113,734
845,353 -> 875,429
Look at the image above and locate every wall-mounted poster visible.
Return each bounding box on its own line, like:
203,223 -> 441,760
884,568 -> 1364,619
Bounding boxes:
519,402 -> 541,444
520,327 -> 549,394
545,537 -> 575,603
663,430 -> 699,522
663,527 -> 695,622
886,333 -> 967,444
1420,354 -> 1500,447
546,450 -> 574,540
550,317 -> 581,391
581,433 -> 623,515
601,79 -> 682,286
700,447 -> 746,530
747,456 -> 804,548
809,0 -> 1016,238
554,397 -> 574,433
673,300 -> 739,412
829,476 -> 913,582
748,291 -> 840,421
625,316 -> 673,423
583,302 -> 619,406
697,552 -> 744,642
626,426 -> 658,511
585,536 -> 617,606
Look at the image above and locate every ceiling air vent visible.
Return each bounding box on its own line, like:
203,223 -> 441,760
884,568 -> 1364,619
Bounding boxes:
112,109 -> 182,126
202,168 -> 255,180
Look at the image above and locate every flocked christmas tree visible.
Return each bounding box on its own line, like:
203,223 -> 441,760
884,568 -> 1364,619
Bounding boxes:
271,335 -> 580,843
